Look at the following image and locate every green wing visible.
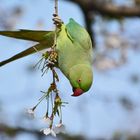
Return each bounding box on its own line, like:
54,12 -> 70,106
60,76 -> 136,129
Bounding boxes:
0,29 -> 52,42
66,18 -> 92,50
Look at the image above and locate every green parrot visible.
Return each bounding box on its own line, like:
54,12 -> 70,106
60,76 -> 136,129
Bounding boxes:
0,18 -> 93,96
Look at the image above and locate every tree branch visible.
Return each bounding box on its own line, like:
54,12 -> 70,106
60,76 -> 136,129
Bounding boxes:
0,123 -> 42,137
64,0 -> 140,48
82,9 -> 95,47
67,0 -> 140,17
0,123 -> 88,140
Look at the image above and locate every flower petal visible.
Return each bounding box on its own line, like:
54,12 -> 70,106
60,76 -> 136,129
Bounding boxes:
43,128 -> 51,136
26,108 -> 34,114
26,108 -> 35,118
50,129 -> 56,137
54,123 -> 65,134
43,117 -> 52,126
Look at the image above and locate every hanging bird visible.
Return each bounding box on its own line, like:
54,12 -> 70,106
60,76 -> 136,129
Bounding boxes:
0,18 -> 93,96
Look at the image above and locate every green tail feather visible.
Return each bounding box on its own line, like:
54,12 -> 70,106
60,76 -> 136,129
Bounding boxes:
0,30 -> 55,67
0,43 -> 45,67
0,29 -> 52,42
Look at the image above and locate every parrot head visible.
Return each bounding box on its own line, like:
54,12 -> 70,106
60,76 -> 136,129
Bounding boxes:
69,64 -> 93,97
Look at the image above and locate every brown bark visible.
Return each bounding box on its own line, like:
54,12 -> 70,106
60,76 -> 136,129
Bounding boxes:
67,0 -> 140,17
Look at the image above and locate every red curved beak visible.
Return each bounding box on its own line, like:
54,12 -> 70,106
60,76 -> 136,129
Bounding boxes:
71,88 -> 84,97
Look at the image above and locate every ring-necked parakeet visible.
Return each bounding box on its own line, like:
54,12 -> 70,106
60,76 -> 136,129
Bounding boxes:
0,18 -> 93,96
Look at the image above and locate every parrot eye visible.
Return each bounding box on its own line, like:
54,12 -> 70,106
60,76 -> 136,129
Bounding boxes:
78,79 -> 81,83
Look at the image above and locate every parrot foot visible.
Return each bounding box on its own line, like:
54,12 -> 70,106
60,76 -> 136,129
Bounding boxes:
53,14 -> 63,28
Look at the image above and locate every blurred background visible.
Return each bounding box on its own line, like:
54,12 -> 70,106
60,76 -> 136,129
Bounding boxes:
0,0 -> 140,140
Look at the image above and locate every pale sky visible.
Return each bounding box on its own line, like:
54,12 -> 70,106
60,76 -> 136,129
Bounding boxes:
0,0 -> 140,139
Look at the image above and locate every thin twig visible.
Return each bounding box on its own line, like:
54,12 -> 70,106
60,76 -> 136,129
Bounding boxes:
55,0 -> 58,16
52,0 -> 58,50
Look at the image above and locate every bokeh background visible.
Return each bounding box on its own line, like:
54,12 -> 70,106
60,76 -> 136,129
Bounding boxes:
0,0 -> 140,140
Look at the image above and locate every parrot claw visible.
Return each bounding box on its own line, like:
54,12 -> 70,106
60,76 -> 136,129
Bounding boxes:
52,14 -> 63,28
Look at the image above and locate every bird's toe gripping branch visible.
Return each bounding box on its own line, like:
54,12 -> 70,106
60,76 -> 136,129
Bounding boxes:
53,14 -> 63,28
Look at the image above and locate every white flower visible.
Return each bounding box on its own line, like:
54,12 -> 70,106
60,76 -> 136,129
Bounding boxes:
54,123 -> 65,134
43,116 -> 52,126
41,128 -> 56,137
26,108 -> 35,118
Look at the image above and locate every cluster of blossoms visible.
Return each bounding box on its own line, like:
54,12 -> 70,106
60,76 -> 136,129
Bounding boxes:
26,9 -> 66,137
27,107 -> 65,137
41,117 -> 65,137
26,48 -> 67,137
